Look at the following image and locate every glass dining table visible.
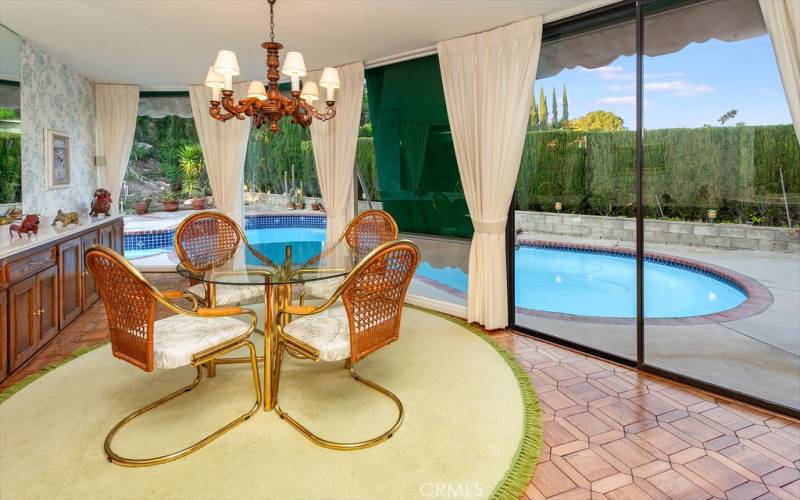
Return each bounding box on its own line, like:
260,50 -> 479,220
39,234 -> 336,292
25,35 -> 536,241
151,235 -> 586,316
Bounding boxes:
176,239 -> 360,410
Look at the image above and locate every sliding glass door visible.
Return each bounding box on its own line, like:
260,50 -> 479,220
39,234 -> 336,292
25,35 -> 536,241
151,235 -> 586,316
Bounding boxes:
511,0 -> 799,415
641,0 -> 800,410
512,4 -> 638,361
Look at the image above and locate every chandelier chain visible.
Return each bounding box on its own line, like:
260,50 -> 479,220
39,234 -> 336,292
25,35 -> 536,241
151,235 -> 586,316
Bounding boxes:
268,0 -> 275,42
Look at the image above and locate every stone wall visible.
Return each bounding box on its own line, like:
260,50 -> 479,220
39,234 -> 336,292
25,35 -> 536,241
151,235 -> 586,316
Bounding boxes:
245,192 -> 383,213
515,211 -> 799,253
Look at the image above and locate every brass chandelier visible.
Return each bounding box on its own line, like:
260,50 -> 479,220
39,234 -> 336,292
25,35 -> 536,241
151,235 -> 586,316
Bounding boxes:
204,0 -> 339,132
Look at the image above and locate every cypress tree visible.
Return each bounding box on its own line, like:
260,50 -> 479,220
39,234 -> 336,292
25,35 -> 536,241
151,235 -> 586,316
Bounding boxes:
552,86 -> 558,127
562,84 -> 569,125
530,90 -> 538,129
538,87 -> 548,129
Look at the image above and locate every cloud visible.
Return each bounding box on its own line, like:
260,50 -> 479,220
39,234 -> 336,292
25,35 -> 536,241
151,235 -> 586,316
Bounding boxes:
644,80 -> 714,96
605,83 -> 634,92
581,65 -> 634,81
596,96 -> 636,106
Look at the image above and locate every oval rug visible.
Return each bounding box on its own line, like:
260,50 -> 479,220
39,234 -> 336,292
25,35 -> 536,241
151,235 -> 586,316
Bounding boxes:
0,307 -> 540,499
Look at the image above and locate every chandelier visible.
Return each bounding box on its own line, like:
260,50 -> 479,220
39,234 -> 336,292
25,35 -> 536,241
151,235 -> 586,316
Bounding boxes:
204,0 -> 339,132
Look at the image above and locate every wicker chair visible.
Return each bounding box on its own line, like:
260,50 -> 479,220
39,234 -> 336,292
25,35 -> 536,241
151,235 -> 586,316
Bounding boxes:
273,239 -> 419,450
174,211 -> 266,308
302,209 -> 399,301
85,245 -> 261,467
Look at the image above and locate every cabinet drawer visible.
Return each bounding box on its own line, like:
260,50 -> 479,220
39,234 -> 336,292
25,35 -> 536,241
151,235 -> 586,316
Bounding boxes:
6,248 -> 57,284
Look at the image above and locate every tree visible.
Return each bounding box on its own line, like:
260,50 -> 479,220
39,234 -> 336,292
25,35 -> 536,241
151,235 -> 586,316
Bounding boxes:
562,84 -> 569,124
551,86 -> 558,127
538,87 -> 548,129
567,110 -> 624,131
530,91 -> 539,129
717,109 -> 738,125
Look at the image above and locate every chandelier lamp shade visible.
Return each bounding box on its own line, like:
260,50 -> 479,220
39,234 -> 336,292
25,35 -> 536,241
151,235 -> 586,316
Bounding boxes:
204,0 -> 339,132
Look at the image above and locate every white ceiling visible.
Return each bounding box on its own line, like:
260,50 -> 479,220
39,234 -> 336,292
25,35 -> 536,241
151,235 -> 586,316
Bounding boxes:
0,0 -> 600,89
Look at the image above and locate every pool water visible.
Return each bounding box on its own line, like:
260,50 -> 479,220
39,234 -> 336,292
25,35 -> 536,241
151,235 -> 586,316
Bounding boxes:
418,246 -> 747,318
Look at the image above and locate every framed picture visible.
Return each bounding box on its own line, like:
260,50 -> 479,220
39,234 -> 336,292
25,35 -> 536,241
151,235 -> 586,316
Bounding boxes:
45,128 -> 70,189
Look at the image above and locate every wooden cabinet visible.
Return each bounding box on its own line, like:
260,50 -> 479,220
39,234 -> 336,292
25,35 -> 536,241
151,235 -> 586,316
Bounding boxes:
59,236 -> 83,329
0,291 -> 7,381
0,216 -> 122,382
8,276 -> 38,370
100,221 -> 125,254
80,232 -> 99,309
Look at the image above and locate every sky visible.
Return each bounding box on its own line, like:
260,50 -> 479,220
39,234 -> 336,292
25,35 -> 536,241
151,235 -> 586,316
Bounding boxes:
534,34 -> 792,130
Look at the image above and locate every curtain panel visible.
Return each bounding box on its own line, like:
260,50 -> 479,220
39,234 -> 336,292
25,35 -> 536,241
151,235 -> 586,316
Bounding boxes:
760,0 -> 800,143
95,84 -> 139,212
308,62 -> 365,242
188,82 -> 251,226
438,17 -> 543,329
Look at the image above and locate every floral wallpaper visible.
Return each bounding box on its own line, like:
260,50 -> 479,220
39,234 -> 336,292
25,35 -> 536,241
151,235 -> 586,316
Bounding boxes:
20,39 -> 96,218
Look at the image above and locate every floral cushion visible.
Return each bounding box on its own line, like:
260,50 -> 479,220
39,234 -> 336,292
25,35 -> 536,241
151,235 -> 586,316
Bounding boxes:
303,276 -> 345,300
186,283 -> 265,306
153,314 -> 249,369
283,306 -> 351,362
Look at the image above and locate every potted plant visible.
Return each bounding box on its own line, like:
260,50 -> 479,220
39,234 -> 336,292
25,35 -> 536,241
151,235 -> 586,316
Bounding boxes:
131,195 -> 151,215
179,144 -> 209,211
188,187 -> 207,210
161,187 -> 180,212
294,187 -> 305,210
311,200 -> 321,211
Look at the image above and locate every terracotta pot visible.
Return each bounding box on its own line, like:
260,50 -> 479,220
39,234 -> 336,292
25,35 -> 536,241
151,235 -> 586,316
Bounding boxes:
191,197 -> 206,210
163,200 -> 179,212
133,202 -> 149,215
311,202 -> 320,211
287,202 -> 296,209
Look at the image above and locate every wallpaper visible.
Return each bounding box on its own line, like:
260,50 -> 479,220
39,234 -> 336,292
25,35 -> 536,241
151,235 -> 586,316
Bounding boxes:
20,39 -> 96,217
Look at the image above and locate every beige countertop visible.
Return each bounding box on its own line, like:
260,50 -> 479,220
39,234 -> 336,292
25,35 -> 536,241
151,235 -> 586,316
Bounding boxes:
0,213 -> 124,260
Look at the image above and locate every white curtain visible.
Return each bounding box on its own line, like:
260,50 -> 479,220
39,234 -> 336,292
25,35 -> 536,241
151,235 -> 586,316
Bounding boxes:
438,17 -> 542,329
95,84 -> 139,212
308,62 -> 365,242
189,82 -> 251,226
760,0 -> 800,143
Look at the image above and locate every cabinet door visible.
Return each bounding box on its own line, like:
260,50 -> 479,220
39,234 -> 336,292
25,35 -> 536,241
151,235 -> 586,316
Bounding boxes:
8,276 -> 39,370
0,290 -> 7,381
36,266 -> 59,343
99,224 -> 114,250
81,231 -> 100,308
114,221 -> 125,255
59,236 -> 83,328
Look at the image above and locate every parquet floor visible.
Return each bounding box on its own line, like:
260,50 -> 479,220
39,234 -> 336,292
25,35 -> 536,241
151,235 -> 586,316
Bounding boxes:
2,273 -> 798,499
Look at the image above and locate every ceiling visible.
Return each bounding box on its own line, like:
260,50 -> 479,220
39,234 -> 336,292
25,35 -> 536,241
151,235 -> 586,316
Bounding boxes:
0,0 -> 600,89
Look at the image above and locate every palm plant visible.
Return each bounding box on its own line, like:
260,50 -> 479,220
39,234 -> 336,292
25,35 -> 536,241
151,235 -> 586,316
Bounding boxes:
179,144 -> 208,198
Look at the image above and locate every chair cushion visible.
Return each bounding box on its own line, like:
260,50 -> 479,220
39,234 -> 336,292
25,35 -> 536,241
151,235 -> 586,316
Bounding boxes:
303,276 -> 345,300
186,283 -> 265,306
283,306 -> 351,362
153,314 -> 249,369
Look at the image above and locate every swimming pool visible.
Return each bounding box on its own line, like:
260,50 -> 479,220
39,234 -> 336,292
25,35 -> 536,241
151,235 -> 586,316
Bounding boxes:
415,243 -> 750,319
125,216 -> 750,320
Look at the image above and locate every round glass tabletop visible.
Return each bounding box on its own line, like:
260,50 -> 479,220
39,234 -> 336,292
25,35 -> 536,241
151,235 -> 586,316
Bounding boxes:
176,239 -> 359,286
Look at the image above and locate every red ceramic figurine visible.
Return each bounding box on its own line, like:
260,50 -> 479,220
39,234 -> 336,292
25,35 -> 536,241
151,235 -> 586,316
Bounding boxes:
90,189 -> 113,217
9,214 -> 41,239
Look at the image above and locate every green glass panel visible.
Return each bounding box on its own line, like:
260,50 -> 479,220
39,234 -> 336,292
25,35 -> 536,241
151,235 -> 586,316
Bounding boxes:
366,55 -> 473,238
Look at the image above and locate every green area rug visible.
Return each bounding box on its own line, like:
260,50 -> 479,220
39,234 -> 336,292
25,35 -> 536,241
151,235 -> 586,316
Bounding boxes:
0,307 -> 540,499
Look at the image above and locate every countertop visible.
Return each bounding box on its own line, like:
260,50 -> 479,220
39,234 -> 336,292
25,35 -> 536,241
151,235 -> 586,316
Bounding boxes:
0,213 -> 123,260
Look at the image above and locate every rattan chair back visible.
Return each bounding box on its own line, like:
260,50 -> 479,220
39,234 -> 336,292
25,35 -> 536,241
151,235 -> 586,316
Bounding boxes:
85,246 -> 157,372
341,210 -> 399,259
175,211 -> 244,272
341,240 -> 419,362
